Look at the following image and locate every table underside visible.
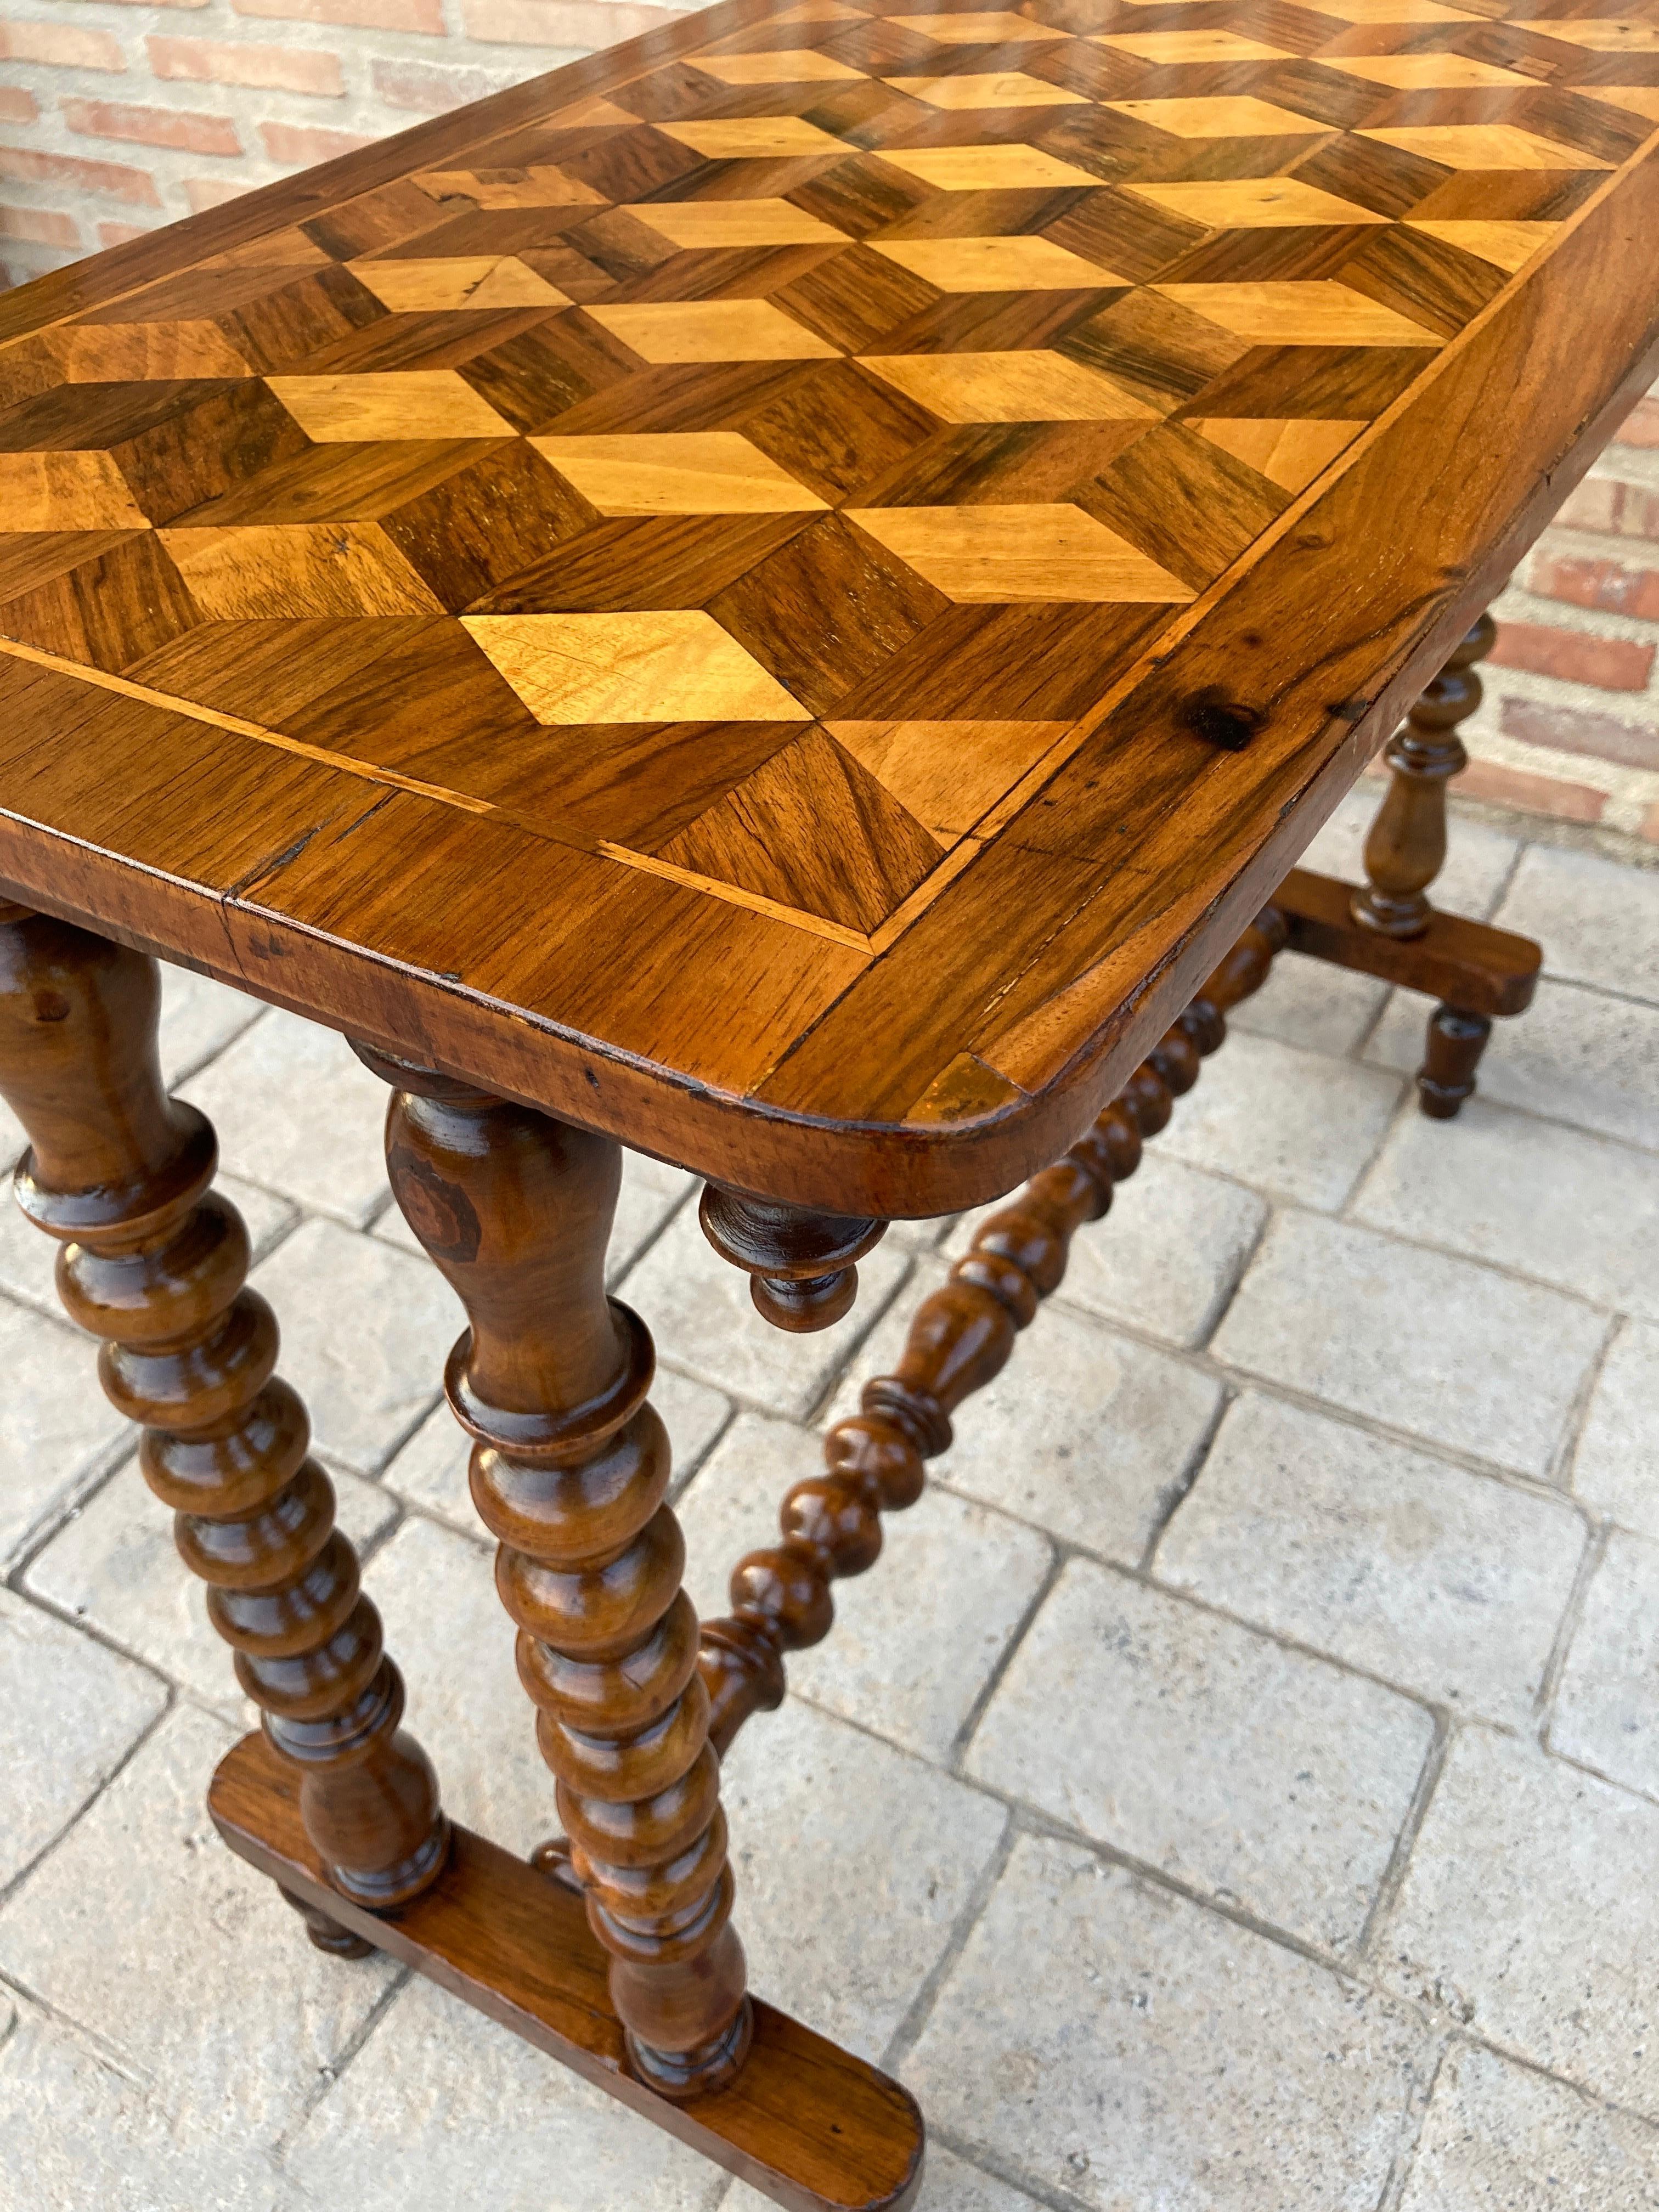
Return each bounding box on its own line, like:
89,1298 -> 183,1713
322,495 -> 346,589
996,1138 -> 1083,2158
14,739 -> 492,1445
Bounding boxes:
0,0 -> 1656,1209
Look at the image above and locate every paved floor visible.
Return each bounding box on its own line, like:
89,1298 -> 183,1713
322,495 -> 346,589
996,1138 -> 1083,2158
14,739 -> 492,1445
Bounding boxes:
1,789 -> 1657,2212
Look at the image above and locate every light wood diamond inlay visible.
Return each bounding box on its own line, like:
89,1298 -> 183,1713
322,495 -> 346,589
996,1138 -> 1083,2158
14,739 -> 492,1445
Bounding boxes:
461,612 -> 810,723
43,321 -> 252,381
1328,52 -> 1533,85
585,300 -> 840,361
1126,177 -> 1389,226
0,450 -> 151,532
630,200 -> 847,247
1513,16 -> 1659,44
660,116 -> 845,156
1404,218 -> 1560,270
847,504 -> 1195,602
531,432 -> 827,512
876,143 -> 1104,188
860,351 -> 1158,421
1108,96 -> 1334,136
889,70 -> 1090,106
694,46 -> 866,79
1585,86 -> 1659,120
352,257 -> 572,312
892,10 -> 1069,38
871,236 -> 1125,290
1096,29 -> 1291,59
267,371 -> 516,440
828,719 -> 1071,837
1305,0 -> 1477,18
1188,418 -> 1367,491
414,165 -> 603,206
1157,281 -> 1442,344
1357,124 -> 1615,168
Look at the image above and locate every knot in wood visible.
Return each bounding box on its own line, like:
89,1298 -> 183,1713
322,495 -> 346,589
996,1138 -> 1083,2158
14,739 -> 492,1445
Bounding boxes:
1182,689 -> 1266,751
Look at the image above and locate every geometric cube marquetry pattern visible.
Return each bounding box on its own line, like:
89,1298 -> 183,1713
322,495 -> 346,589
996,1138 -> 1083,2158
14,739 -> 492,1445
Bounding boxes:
0,0 -> 1654,963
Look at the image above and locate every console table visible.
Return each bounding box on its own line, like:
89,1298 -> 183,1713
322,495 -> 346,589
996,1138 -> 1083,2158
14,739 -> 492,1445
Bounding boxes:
2,0 -> 1655,2201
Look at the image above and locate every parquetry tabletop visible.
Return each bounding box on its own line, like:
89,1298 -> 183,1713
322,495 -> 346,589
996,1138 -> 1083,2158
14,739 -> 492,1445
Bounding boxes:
1,0 -> 1656,1212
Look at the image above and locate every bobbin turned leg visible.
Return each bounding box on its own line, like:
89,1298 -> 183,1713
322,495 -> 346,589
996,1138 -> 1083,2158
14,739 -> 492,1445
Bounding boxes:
1352,612 -> 1498,1118
0,904 -> 448,1941
360,1051 -> 751,2101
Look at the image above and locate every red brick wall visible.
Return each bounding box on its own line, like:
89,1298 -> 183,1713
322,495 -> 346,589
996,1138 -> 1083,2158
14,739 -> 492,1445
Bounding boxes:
2,11 -> 1656,844
0,0 -> 681,263
1465,392 -> 1659,845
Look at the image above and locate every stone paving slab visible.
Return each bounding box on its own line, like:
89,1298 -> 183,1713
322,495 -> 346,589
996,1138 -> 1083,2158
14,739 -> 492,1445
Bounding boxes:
1379,1726 -> 1659,2117
179,1011 -> 393,1227
279,1974 -> 727,2212
906,1833 -> 1433,2212
1231,952 -> 1390,1059
718,1698 -> 1009,2065
0,1704 -> 402,2140
1353,1096 -> 1659,1322
732,2144 -> 1046,2212
0,1999 -> 283,2212
1159,1392 -> 1586,1726
251,1217 -> 461,1475
152,970 -> 267,1086
0,1296 -> 136,1571
0,1584 -> 166,1892
1398,2041 -> 1659,2211
1494,843 -> 1659,1004
1155,1031 -> 1403,1211
1571,1320 -> 1659,1538
1551,1529 -> 1659,1800
1212,1212 -> 1608,1479
364,1514 -> 556,1857
966,1556 -> 1434,1953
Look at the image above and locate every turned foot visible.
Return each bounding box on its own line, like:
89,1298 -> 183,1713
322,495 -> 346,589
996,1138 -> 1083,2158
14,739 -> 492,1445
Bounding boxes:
699,1186 -> 887,1333
1417,1003 -> 1491,1119
280,1885 -> 375,1959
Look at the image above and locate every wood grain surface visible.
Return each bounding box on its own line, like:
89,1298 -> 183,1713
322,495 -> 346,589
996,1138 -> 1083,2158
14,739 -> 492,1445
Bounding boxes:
1,0 -> 1655,1214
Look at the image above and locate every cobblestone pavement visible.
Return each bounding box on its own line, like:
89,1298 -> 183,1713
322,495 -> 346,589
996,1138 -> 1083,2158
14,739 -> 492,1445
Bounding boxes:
2,793 -> 1657,2212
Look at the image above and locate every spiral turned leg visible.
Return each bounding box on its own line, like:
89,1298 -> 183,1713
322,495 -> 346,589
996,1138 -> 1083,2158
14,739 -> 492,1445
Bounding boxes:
362,1051 -> 750,2101
700,908 -> 1289,1750
0,905 -> 448,1937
